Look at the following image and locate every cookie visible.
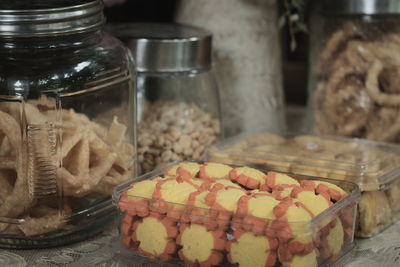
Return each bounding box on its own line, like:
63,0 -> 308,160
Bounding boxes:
235,192 -> 280,235
230,166 -> 267,189
300,180 -> 347,202
164,162 -> 201,178
227,230 -> 278,267
199,162 -> 233,180
131,215 -> 178,261
262,172 -> 300,192
177,224 -> 226,267
152,178 -> 201,220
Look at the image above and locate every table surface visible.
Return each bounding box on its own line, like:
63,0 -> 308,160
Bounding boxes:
1,221 -> 399,267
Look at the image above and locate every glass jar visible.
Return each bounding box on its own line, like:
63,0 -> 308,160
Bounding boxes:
109,23 -> 221,174
307,0 -> 400,142
0,0 -> 136,248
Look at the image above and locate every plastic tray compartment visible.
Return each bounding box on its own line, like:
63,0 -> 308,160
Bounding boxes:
113,162 -> 360,267
208,132 -> 400,237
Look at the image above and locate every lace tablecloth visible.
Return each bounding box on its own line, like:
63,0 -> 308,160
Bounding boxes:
1,222 -> 399,267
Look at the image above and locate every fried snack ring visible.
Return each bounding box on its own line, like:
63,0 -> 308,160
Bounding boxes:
119,177 -> 162,217
235,192 -> 280,235
261,172 -> 299,192
323,67 -> 372,135
319,218 -> 345,264
280,249 -> 318,267
177,224 -> 226,267
152,178 -> 200,221
205,186 -> 247,230
229,166 -> 267,189
300,180 -> 347,202
164,162 -> 201,178
357,191 -> 392,237
316,22 -> 361,75
131,215 -> 178,261
366,107 -> 400,142
227,230 -> 278,267
366,59 -> 400,106
199,162 -> 233,180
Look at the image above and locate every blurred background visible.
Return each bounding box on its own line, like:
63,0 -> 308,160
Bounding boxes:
104,0 -> 309,107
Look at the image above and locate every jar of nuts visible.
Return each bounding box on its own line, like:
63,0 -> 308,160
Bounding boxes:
109,23 -> 221,173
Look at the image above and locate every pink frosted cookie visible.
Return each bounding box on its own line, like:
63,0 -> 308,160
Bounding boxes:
319,218 -> 345,264
152,178 -> 202,221
199,162 -> 233,180
119,176 -> 163,217
177,224 -> 227,267
261,172 -> 300,191
235,192 -> 280,235
229,166 -> 267,189
205,186 -> 248,230
131,214 -> 178,261
227,230 -> 278,267
271,198 -> 315,257
164,161 -> 201,178
300,180 -> 347,202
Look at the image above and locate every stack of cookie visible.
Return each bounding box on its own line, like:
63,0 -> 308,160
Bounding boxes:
117,162 -> 357,267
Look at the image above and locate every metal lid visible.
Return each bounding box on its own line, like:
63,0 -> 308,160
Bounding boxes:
0,0 -> 104,38
320,0 -> 400,15
108,23 -> 212,72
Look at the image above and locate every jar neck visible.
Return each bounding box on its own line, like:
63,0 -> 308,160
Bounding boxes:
0,30 -> 102,54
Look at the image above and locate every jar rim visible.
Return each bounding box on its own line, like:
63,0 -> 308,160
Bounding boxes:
318,0 -> 400,16
0,0 -> 104,38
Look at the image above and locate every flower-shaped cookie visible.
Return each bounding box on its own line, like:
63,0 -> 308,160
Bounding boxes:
177,224 -> 227,267
199,162 -> 233,180
152,178 -> 201,221
261,172 -> 300,192
300,180 -> 347,202
227,230 -> 278,267
235,192 -> 280,235
164,162 -> 201,178
131,215 -> 178,261
119,177 -> 162,217
205,187 -> 247,230
271,199 -> 314,256
229,166 -> 267,189
319,218 -> 344,264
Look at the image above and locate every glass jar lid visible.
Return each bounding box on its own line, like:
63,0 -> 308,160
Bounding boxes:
320,0 -> 400,15
0,0 -> 104,37
108,23 -> 212,72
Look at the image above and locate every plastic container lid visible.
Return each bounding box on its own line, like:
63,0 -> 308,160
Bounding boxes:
208,133 -> 400,191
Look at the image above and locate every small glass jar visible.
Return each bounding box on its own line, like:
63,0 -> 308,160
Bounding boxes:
0,0 -> 136,248
307,0 -> 400,143
110,23 -> 221,174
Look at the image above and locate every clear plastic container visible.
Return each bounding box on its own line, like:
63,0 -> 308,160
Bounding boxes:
108,23 -> 221,174
307,0 -> 400,142
208,132 -> 400,237
113,162 -> 359,266
0,0 -> 136,248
